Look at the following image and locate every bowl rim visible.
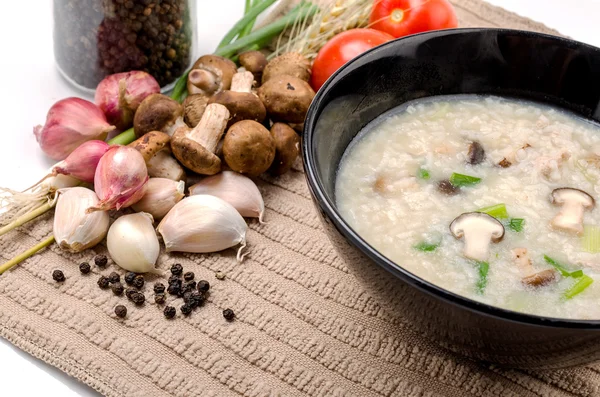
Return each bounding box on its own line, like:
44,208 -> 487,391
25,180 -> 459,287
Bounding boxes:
302,27 -> 600,329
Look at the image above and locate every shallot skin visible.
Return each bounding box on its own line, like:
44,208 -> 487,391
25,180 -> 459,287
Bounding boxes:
34,97 -> 115,160
89,146 -> 149,212
53,140 -> 110,183
95,71 -> 160,130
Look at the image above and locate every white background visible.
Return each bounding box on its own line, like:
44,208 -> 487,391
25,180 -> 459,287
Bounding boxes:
1,0 -> 599,395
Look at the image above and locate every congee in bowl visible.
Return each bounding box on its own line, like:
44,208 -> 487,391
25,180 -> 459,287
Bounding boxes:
336,94 -> 600,319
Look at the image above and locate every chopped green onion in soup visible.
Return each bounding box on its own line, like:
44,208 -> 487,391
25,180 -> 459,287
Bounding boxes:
477,203 -> 509,219
449,173 -> 481,187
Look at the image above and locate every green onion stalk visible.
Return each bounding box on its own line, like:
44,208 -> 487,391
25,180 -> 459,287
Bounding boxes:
0,1 -> 318,274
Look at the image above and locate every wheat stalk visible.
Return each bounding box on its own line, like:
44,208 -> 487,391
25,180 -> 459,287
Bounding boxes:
272,0 -> 374,60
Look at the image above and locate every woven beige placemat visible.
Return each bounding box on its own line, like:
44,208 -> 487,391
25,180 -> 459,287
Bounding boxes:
2,2 -> 599,396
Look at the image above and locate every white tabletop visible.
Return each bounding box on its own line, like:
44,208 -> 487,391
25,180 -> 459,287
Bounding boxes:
1,0 -> 599,395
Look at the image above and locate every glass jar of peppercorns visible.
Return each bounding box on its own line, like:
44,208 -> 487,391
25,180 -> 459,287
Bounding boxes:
53,0 -> 196,92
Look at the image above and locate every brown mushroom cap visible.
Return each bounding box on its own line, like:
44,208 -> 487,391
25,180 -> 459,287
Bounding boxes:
239,51 -> 268,84
171,128 -> 222,176
223,120 -> 276,177
133,94 -> 183,138
170,103 -> 230,175
187,55 -> 237,96
551,188 -> 595,207
257,76 -> 315,124
183,94 -> 208,127
269,123 -> 300,176
262,52 -> 311,84
209,91 -> 266,126
127,131 -> 170,162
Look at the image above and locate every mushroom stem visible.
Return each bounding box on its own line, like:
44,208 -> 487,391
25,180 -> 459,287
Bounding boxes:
147,149 -> 186,181
231,71 -> 254,93
188,69 -> 219,94
189,104 -> 230,153
552,202 -> 587,234
464,232 -> 496,261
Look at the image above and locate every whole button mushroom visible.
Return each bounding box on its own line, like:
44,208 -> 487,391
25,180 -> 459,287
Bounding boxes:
450,212 -> 505,262
128,131 -> 186,182
183,94 -> 209,128
187,55 -> 238,97
238,50 -> 268,85
262,52 -> 311,84
550,187 -> 595,235
223,120 -> 276,177
209,71 -> 266,126
258,75 -> 316,123
170,103 -> 230,175
269,123 -> 300,176
133,94 -> 184,138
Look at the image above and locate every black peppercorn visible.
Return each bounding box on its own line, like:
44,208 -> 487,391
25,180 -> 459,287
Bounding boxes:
108,272 -> 120,284
97,276 -> 110,289
223,308 -> 235,321
52,270 -> 65,282
197,280 -> 210,293
111,282 -> 124,296
126,288 -> 138,300
133,275 -> 145,289
182,291 -> 193,303
190,291 -> 204,308
164,306 -> 176,319
183,280 -> 196,291
94,254 -> 108,268
167,280 -> 181,296
170,263 -> 183,276
168,275 -> 180,284
115,305 -> 127,318
154,293 -> 166,305
154,283 -> 166,294
180,303 -> 193,316
183,272 -> 194,281
79,262 -> 91,274
125,272 -> 137,285
132,292 -> 145,306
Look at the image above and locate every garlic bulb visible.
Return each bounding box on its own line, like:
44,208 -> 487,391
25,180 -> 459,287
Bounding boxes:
188,171 -> 265,222
53,187 -> 109,252
107,212 -> 161,274
157,195 -> 248,261
131,178 -> 185,220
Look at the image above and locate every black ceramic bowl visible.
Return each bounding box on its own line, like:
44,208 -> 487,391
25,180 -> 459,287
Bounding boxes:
303,28 -> 600,369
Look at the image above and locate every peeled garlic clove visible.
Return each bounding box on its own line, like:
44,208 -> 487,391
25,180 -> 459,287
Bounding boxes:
131,178 -> 185,220
107,212 -> 161,274
53,187 -> 109,252
188,171 -> 265,222
157,194 -> 248,261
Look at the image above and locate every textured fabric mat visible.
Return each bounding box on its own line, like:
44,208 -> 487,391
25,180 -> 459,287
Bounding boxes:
3,1 -> 600,396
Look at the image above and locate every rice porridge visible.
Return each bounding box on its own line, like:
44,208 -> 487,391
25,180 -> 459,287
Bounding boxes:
336,95 -> 600,319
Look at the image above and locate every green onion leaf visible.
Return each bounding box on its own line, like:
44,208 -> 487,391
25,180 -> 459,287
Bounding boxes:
563,275 -> 594,300
543,255 -> 572,277
583,225 -> 600,253
477,203 -> 509,219
508,218 -> 525,232
418,168 -> 430,180
569,269 -> 584,278
413,241 -> 440,252
449,173 -> 481,187
543,255 -> 584,278
476,261 -> 489,294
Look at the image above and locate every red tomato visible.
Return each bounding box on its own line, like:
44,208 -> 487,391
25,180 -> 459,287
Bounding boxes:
310,28 -> 394,91
369,0 -> 458,38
